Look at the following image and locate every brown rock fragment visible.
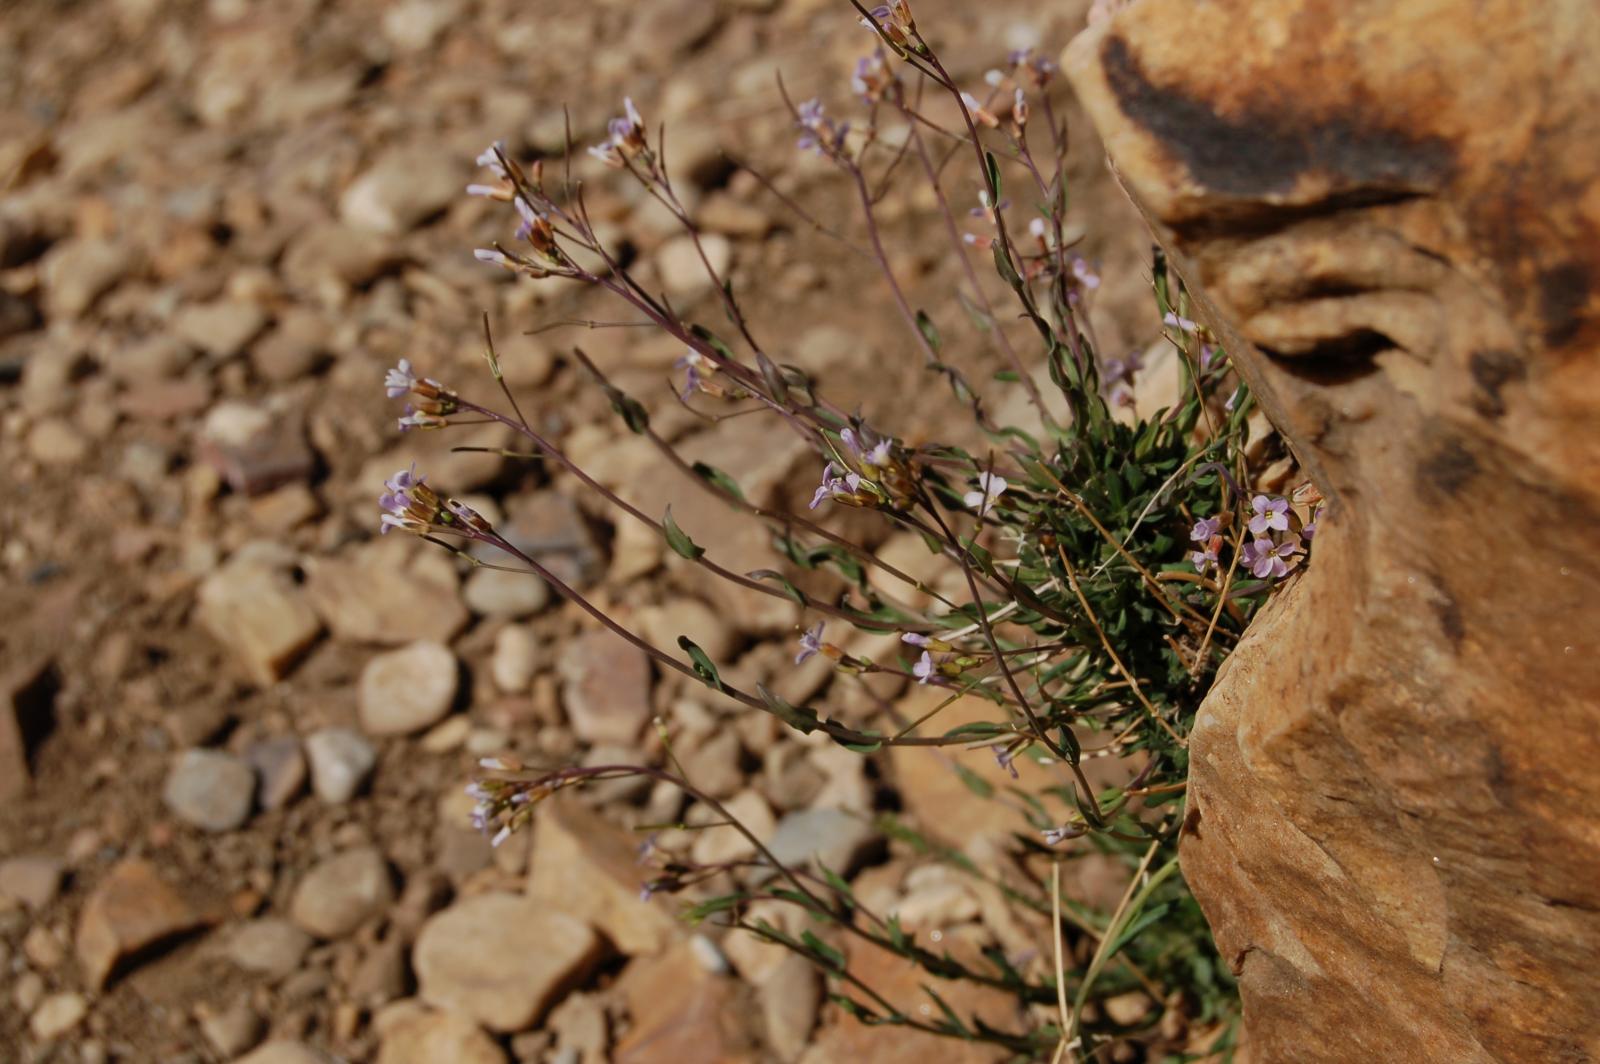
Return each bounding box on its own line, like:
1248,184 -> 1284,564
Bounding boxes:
76,858 -> 206,988
1064,3 -> 1600,1059
413,893 -> 604,1033
613,941 -> 759,1064
196,558 -> 323,685
527,799 -> 680,957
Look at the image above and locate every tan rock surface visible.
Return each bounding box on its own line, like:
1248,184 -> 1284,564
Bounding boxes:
1065,3 -> 1600,1060
413,892 -> 604,1033
527,798 -> 681,956
76,858 -> 207,988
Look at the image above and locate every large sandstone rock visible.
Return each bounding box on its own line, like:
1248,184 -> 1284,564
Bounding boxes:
1065,3 -> 1600,1060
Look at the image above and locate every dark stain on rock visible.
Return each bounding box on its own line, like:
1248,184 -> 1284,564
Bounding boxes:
1467,349 -> 1525,419
1537,261 -> 1590,348
1425,570 -> 1465,649
1416,433 -> 1479,500
1099,35 -> 1455,200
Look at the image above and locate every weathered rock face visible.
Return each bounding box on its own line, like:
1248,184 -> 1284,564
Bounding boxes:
1065,3 -> 1600,1060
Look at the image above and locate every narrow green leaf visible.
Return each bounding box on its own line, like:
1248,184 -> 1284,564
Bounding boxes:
747,569 -> 806,606
662,506 -> 704,560
953,763 -> 995,799
755,683 -> 819,735
678,635 -> 724,692
802,930 -> 846,972
915,310 -> 942,353
992,242 -> 1021,287
690,461 -> 747,502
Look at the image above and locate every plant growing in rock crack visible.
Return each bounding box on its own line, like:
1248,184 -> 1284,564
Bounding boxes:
378,4 -> 1321,1060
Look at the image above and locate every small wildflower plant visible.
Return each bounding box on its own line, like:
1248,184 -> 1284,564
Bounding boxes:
379,5 -> 1324,1059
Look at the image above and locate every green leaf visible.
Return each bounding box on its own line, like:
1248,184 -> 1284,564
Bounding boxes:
606,390 -> 650,434
756,351 -> 790,405
941,721 -> 1006,739
682,893 -> 743,924
923,985 -> 973,1037
689,323 -> 737,364
984,150 -> 1002,202
755,683 -> 819,735
802,931 -> 845,972
841,734 -> 884,754
691,461 -> 747,502
679,636 -> 724,692
953,763 -> 994,799
746,569 -> 806,606
662,506 -> 704,560
915,310 -> 942,353
992,242 -> 1021,287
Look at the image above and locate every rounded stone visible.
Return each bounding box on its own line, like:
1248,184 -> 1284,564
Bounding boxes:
304,727 -> 377,804
29,992 -> 87,1040
225,918 -> 312,978
462,567 -> 549,619
359,641 -> 459,736
162,749 -> 257,832
289,848 -> 394,939
490,624 -> 539,694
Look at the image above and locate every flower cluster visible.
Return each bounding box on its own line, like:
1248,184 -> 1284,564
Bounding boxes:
795,98 -> 850,159
851,48 -> 897,102
1008,48 -> 1057,88
467,145 -> 567,278
808,426 -> 914,510
465,759 -> 554,848
588,97 -> 650,169
378,465 -> 494,539
1190,494 -> 1312,583
384,358 -> 460,431
859,0 -> 916,51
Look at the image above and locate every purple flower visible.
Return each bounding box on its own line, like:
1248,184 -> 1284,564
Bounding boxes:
675,349 -> 711,399
589,98 -> 647,167
841,428 -> 891,467
1191,541 -> 1220,574
397,404 -> 444,431
1163,311 -> 1199,334
808,462 -> 862,509
474,247 -> 514,269
1028,217 -> 1047,240
475,141 -> 508,175
795,98 -> 848,157
378,467 -> 420,533
1070,257 -> 1100,291
1248,495 -> 1290,536
963,471 -> 1008,514
795,621 -> 826,665
513,195 -> 541,240
852,50 -> 893,100
1190,515 -> 1221,543
1241,534 -> 1303,580
1103,350 -> 1144,388
994,747 -> 1019,780
1200,344 -> 1220,371
384,358 -> 417,398
1040,825 -> 1074,846
912,650 -> 935,684
901,632 -> 930,647
1302,517 -> 1318,541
